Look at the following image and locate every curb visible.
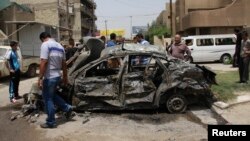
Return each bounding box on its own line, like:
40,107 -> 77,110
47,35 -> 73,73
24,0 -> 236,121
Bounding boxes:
210,95 -> 250,124
212,95 -> 250,110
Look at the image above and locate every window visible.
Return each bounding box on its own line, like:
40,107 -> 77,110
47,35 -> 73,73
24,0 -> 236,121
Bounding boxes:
185,39 -> 193,46
215,38 -> 236,45
85,57 -> 123,77
129,55 -> 151,72
196,39 -> 214,46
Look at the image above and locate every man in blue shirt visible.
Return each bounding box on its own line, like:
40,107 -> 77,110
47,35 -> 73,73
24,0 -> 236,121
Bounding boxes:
6,41 -> 22,103
107,33 -> 117,47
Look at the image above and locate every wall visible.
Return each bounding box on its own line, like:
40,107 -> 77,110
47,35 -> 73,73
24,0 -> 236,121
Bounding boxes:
72,1 -> 82,41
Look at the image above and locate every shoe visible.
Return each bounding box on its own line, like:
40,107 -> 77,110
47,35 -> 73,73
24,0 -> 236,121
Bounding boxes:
40,123 -> 57,129
10,98 -> 17,103
240,81 -> 248,84
64,108 -> 76,120
15,95 -> 22,99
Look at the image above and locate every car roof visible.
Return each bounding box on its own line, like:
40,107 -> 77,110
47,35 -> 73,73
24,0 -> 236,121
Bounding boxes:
101,43 -> 167,58
0,46 -> 11,49
182,34 -> 236,39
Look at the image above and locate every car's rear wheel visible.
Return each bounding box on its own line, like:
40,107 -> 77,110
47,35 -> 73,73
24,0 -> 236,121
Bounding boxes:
166,94 -> 187,113
220,54 -> 232,64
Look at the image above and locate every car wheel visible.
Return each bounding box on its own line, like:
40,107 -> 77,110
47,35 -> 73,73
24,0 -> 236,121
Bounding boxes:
27,65 -> 37,77
166,94 -> 187,113
221,54 -> 232,64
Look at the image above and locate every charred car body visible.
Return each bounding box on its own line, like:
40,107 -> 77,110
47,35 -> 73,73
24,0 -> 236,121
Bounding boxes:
66,38 -> 216,113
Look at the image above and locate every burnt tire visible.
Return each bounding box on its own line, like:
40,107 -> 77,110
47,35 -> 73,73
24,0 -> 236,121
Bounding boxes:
26,65 -> 37,77
166,94 -> 187,113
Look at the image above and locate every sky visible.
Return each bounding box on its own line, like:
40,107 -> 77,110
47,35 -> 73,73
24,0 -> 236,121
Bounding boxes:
95,0 -> 171,38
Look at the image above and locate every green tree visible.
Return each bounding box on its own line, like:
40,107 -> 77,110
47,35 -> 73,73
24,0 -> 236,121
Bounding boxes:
145,21 -> 171,44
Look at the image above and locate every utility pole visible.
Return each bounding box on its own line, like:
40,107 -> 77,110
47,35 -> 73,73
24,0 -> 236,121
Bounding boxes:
66,0 -> 69,28
66,0 -> 69,37
170,0 -> 173,35
105,20 -> 108,38
130,16 -> 133,39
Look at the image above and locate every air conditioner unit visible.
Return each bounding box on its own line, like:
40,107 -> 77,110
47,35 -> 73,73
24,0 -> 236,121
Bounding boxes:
69,6 -> 74,15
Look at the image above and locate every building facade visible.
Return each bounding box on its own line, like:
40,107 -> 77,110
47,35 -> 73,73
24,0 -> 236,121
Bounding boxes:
175,0 -> 250,35
71,0 -> 97,41
156,3 -> 176,35
14,0 -> 97,41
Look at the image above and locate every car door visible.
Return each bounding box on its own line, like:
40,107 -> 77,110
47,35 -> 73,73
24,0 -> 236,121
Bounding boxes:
120,55 -> 157,109
192,38 -> 215,62
74,57 -> 123,100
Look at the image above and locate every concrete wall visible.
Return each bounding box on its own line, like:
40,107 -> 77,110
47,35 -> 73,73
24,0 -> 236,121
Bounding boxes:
185,0 -> 233,13
0,5 -> 34,40
176,0 -> 250,34
72,1 -> 82,41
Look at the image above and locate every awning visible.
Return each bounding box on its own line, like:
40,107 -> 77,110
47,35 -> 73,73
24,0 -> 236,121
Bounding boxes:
0,0 -> 32,12
4,21 -> 72,31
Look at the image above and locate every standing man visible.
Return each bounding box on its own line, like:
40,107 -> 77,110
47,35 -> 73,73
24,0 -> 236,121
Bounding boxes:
233,29 -> 242,68
38,32 -> 74,128
136,33 -> 150,45
239,31 -> 250,83
6,41 -> 22,103
107,33 -> 117,47
170,34 -> 191,61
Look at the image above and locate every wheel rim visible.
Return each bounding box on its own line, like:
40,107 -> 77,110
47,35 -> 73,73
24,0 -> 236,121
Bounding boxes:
222,55 -> 231,64
167,95 -> 186,113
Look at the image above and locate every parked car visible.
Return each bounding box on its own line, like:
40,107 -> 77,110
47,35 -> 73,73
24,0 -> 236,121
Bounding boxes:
182,34 -> 236,64
0,46 -> 39,78
64,39 -> 216,113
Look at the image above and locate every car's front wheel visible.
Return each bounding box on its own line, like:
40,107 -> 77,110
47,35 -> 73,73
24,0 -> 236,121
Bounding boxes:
166,94 -> 187,113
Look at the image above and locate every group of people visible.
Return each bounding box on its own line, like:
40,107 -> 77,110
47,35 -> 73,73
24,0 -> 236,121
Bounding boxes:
6,29 -> 249,129
6,32 -> 75,128
99,33 -> 150,47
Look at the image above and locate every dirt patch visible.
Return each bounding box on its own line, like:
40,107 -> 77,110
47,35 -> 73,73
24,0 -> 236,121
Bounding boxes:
0,105 -> 48,141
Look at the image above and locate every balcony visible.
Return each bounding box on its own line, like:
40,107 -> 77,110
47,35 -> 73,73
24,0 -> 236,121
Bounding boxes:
81,19 -> 94,29
81,0 -> 97,9
182,0 -> 245,30
80,4 -> 97,20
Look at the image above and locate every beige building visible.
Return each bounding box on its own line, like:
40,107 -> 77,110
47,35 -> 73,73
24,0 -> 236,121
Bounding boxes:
0,1 -> 34,41
71,0 -> 97,41
175,0 -> 250,35
156,3 -> 176,35
14,0 -> 97,41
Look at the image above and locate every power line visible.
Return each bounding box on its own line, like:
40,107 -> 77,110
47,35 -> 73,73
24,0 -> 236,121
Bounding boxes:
98,13 -> 160,19
111,0 -> 156,9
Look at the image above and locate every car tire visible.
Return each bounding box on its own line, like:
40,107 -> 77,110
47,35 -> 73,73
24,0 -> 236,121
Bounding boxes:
27,65 -> 37,77
166,94 -> 187,113
220,54 -> 232,64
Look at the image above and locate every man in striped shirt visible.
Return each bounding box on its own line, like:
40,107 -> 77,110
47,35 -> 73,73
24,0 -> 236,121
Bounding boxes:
38,32 -> 74,128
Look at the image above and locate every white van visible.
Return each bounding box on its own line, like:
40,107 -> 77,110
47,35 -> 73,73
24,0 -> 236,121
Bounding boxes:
182,34 -> 236,63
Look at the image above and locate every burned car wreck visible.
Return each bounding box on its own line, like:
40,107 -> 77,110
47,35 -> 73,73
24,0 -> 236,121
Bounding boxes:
64,38 -> 217,113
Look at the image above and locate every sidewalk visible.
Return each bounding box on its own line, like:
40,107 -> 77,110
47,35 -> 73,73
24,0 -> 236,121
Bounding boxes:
0,77 -> 37,107
211,93 -> 250,124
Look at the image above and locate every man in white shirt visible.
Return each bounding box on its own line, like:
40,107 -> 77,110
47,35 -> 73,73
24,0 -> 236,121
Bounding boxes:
38,32 -> 75,128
